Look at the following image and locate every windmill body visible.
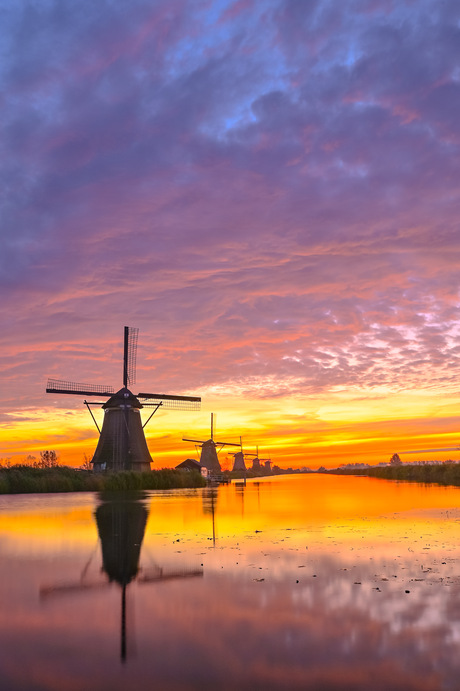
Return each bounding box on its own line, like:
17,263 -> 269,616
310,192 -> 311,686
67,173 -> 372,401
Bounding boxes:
183,413 -> 240,475
199,440 -> 223,473
92,388 -> 152,472
47,327 -> 201,472
246,447 -> 261,471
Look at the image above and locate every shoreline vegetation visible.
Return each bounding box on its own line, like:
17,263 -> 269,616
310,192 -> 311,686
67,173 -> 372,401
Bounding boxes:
3,462 -> 460,494
328,463 -> 460,487
0,466 -> 206,494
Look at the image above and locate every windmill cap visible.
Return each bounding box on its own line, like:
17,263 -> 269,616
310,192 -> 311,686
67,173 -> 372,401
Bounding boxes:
102,387 -> 143,410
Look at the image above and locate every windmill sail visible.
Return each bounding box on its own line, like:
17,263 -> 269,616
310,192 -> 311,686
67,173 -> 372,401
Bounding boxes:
138,393 -> 201,411
123,326 -> 139,388
182,437 -> 240,446
46,379 -> 114,396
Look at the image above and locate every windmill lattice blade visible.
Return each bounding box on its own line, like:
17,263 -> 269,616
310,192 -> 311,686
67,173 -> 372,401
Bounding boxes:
40,580 -> 109,597
46,379 -> 114,396
124,326 -> 139,388
138,569 -> 203,583
182,437 -> 240,446
214,440 -> 241,447
138,393 -> 201,411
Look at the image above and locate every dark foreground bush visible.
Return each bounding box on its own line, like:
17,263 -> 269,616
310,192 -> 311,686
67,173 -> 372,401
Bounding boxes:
0,466 -> 205,494
330,463 -> 460,487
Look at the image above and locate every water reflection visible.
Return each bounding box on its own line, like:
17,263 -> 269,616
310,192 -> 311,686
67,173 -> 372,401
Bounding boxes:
202,487 -> 218,545
234,480 -> 246,518
97,493 -> 147,661
2,476 -> 460,689
41,491 -> 203,663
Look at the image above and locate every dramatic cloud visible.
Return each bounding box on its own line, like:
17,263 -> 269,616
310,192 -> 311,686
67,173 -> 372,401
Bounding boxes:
1,0 -> 460,464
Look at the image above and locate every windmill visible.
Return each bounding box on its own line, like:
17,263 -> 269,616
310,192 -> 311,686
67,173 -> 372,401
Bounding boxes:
248,447 -> 261,471
40,494 -> 203,662
46,327 -> 201,472
245,446 -> 271,472
182,413 -> 241,474
231,437 -> 247,472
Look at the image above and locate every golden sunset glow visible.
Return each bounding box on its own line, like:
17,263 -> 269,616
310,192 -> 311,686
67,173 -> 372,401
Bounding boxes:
2,386 -> 460,469
4,475 -> 460,551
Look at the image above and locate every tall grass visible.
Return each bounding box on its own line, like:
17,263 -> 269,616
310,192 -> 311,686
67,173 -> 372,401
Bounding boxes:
331,463 -> 460,487
0,466 -> 206,494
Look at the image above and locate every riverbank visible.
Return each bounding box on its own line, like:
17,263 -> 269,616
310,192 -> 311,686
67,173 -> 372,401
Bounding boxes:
329,463 -> 460,487
0,466 -> 206,494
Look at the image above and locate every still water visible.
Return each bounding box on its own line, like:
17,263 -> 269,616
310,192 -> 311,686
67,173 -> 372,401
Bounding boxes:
1,474 -> 460,690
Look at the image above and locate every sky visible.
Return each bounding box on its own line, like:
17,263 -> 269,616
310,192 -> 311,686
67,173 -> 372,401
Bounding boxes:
1,0 -> 460,469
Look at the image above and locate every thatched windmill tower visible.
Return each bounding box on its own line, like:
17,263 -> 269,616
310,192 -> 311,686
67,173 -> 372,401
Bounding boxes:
46,327 -> 201,472
231,451 -> 246,472
251,455 -> 261,471
182,413 -> 240,474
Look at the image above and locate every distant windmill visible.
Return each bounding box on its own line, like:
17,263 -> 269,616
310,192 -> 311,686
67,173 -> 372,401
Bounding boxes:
244,446 -> 271,472
248,447 -> 261,471
182,413 -> 241,474
46,327 -> 201,472
231,437 -> 247,472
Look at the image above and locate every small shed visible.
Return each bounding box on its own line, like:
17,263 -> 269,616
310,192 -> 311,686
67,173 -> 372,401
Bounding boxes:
176,459 -> 203,472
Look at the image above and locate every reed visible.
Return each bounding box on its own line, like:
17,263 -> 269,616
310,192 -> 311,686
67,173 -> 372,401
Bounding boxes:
331,463 -> 460,486
0,466 -> 206,494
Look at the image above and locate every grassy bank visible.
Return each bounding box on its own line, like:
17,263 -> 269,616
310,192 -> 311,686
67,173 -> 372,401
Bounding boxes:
330,463 -> 460,487
0,466 -> 206,494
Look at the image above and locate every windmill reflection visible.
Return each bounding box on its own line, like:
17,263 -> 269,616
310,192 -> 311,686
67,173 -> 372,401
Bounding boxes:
96,491 -> 148,590
40,491 -> 203,662
202,487 -> 218,546
201,483 -> 248,544
234,480 -> 245,518
96,492 -> 147,662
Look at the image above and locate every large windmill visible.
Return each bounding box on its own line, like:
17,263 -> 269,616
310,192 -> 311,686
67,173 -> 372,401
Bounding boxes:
182,413 -> 241,474
46,327 -> 201,472
41,494 -> 203,662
